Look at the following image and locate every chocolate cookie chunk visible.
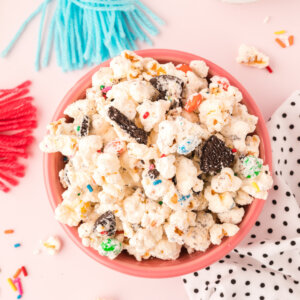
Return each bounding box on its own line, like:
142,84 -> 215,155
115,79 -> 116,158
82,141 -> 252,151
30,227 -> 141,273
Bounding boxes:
94,211 -> 116,237
148,169 -> 159,179
78,115 -> 90,137
149,75 -> 184,108
108,106 -> 148,144
200,135 -> 234,174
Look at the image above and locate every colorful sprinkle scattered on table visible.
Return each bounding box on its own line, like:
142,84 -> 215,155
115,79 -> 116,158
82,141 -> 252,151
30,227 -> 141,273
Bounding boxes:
4,229 -> 14,234
14,243 -> 21,248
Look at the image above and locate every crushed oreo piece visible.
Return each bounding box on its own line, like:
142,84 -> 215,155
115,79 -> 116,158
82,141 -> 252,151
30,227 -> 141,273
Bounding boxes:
62,156 -> 69,163
148,169 -> 159,179
200,135 -> 234,174
172,176 -> 177,185
94,211 -> 116,237
149,75 -> 184,108
108,106 -> 148,144
59,165 -> 71,188
79,115 -> 90,137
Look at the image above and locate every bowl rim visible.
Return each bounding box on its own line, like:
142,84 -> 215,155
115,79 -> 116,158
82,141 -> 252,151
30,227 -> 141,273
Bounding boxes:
43,48 -> 272,278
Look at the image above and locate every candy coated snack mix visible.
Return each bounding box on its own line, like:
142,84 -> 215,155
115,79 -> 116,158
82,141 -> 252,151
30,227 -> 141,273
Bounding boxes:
40,51 -> 273,261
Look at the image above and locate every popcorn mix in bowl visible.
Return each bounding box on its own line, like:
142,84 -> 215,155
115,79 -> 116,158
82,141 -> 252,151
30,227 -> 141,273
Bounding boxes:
40,50 -> 273,261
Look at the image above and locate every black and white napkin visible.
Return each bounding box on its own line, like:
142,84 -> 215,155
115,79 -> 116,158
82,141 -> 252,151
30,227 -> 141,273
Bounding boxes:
182,91 -> 300,300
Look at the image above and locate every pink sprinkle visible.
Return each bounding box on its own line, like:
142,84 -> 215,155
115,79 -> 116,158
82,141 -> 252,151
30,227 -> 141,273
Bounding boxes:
143,112 -> 150,119
14,278 -> 23,295
102,86 -> 112,93
149,164 -> 155,170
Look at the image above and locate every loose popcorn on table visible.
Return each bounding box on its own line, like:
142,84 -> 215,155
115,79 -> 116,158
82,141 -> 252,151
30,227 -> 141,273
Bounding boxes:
41,236 -> 62,255
40,50 -> 273,261
236,44 -> 269,69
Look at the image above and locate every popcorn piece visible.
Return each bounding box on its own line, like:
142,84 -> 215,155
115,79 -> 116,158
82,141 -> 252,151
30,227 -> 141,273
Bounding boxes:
211,168 -> 242,193
64,99 -> 96,120
151,237 -> 181,260
218,207 -> 245,224
176,157 -> 203,195
184,224 -> 211,252
142,171 -> 173,201
237,44 -> 269,69
39,135 -> 78,156
125,227 -> 163,261
41,236 -> 61,255
235,190 -> 254,206
123,189 -> 146,224
244,135 -> 260,157
127,143 -> 158,161
156,155 -> 176,179
157,116 -> 208,155
205,186 -> 235,213
110,50 -> 143,80
210,223 -> 239,245
92,67 -> 116,87
137,99 -> 170,132
189,60 -> 209,78
165,210 -> 196,245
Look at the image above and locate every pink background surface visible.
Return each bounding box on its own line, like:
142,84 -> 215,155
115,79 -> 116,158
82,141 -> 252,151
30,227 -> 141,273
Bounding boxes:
0,0 -> 299,299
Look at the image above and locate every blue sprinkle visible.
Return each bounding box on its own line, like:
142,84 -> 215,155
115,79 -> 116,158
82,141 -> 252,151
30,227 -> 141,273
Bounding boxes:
17,295 -> 22,299
14,243 -> 21,248
87,184 -> 93,192
153,180 -> 162,186
178,194 -> 191,202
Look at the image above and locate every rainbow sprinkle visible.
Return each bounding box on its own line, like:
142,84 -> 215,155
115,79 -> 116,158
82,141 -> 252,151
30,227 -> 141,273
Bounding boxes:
4,229 -> 14,234
274,30 -> 286,35
86,184 -> 93,192
153,179 -> 162,186
14,243 -> 21,248
7,278 -> 17,291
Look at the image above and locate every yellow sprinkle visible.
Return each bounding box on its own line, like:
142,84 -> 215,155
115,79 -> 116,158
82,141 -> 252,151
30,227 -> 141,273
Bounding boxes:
7,278 -> 17,291
274,30 -> 286,35
43,242 -> 55,249
252,182 -> 260,192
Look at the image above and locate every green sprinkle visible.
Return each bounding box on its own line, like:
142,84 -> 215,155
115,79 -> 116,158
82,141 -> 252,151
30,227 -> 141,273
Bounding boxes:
100,85 -> 105,90
77,193 -> 81,196
76,125 -> 80,131
158,201 -> 163,205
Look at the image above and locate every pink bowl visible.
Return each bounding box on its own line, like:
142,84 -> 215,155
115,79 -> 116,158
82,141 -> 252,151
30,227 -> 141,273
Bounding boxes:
43,49 -> 272,278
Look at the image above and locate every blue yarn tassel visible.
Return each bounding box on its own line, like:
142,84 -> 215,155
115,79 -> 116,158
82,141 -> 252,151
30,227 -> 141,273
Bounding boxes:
1,0 -> 164,72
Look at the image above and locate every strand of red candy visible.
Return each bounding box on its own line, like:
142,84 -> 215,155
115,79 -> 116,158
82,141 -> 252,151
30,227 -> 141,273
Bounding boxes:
0,81 -> 36,192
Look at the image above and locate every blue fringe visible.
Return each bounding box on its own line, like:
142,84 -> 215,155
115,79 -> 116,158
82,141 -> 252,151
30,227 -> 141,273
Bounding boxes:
1,0 -> 164,71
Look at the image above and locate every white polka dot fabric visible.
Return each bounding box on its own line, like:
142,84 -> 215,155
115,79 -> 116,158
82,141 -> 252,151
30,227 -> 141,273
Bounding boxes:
182,91 -> 300,300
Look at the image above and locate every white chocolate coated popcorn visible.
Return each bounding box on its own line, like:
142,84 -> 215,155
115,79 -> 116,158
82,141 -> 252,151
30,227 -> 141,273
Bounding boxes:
40,50 -> 273,261
210,223 -> 239,245
211,168 -> 242,193
41,236 -> 61,255
237,44 -> 269,69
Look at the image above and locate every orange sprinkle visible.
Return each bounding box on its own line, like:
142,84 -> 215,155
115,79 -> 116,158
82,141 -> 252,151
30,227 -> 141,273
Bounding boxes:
275,38 -> 286,48
288,35 -> 294,46
13,268 -> 22,279
176,64 -> 193,73
4,229 -> 14,234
